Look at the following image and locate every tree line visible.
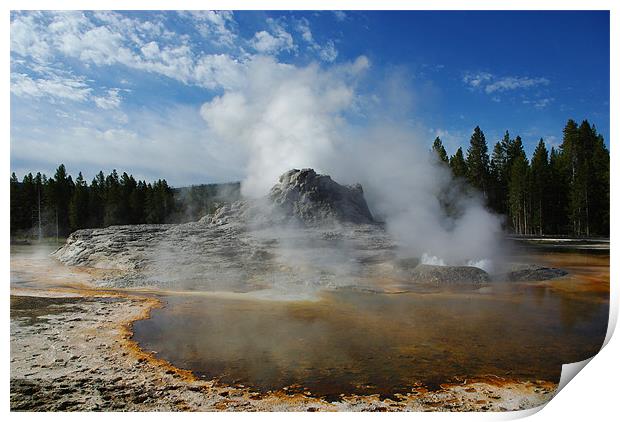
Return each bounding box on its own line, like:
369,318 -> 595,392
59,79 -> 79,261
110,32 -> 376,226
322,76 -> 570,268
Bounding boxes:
10,118 -> 609,238
432,119 -> 609,236
11,166 -> 175,238
10,165 -> 240,239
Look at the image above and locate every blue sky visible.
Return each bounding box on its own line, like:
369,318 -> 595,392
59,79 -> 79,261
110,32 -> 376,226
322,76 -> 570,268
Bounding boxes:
10,10 -> 610,186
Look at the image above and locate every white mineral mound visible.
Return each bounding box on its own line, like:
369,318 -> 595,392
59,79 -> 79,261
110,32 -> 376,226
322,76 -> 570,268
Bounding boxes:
53,168 -> 566,297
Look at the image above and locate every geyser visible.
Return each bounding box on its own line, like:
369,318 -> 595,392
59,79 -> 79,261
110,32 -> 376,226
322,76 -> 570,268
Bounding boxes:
199,55 -> 504,268
54,168 -> 568,300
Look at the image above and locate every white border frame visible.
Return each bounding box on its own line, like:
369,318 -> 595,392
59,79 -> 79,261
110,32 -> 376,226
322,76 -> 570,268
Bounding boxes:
2,1 -> 616,421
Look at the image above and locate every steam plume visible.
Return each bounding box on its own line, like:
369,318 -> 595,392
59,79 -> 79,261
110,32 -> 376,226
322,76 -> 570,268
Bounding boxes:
200,55 -> 503,267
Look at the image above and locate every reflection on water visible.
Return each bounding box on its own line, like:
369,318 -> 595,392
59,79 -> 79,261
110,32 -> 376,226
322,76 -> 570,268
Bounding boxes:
132,251 -> 608,399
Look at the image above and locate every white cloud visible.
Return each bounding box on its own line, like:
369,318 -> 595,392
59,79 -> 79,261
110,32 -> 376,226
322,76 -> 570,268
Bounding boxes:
11,69 -> 125,111
545,135 -> 560,149
251,31 -> 283,54
94,88 -> 122,110
318,40 -> 338,62
462,72 -> 493,89
11,72 -> 92,102
350,55 -> 370,74
11,102 -> 234,186
250,31 -> 294,54
91,10 -> 166,43
485,76 -> 549,93
97,128 -> 138,142
179,10 -> 237,47
333,11 -> 347,21
11,12 -> 245,91
135,44 -> 195,83
73,27 -> 126,65
293,17 -> 338,62
295,17 -> 314,43
10,12 -> 52,62
522,97 -> 554,109
140,41 -> 160,59
463,71 -> 550,95
11,11 -> 341,93
250,18 -> 295,55
193,54 -> 245,90
10,12 -> 202,88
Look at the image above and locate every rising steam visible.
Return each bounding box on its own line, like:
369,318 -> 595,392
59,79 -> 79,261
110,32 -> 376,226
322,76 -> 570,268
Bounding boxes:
200,55 -> 503,267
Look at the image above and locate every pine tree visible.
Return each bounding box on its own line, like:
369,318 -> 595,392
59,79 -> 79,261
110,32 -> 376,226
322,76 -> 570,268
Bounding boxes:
119,172 -> 137,224
69,172 -> 89,231
508,141 -> 529,234
46,164 -> 75,236
530,139 -> 549,235
89,172 -> 106,227
588,129 -> 610,235
34,173 -> 45,238
21,173 -> 37,233
562,121 -> 609,236
489,141 -> 507,215
10,173 -> 23,232
130,180 -> 147,224
449,147 -> 468,179
432,137 -> 449,163
548,147 -> 568,233
465,126 -> 490,198
504,133 -> 519,173
575,120 -> 597,236
560,119 -> 581,234
104,170 -> 121,226
145,180 -> 174,223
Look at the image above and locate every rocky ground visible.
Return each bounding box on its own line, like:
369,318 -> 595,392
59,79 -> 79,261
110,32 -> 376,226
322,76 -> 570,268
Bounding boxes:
10,287 -> 556,411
